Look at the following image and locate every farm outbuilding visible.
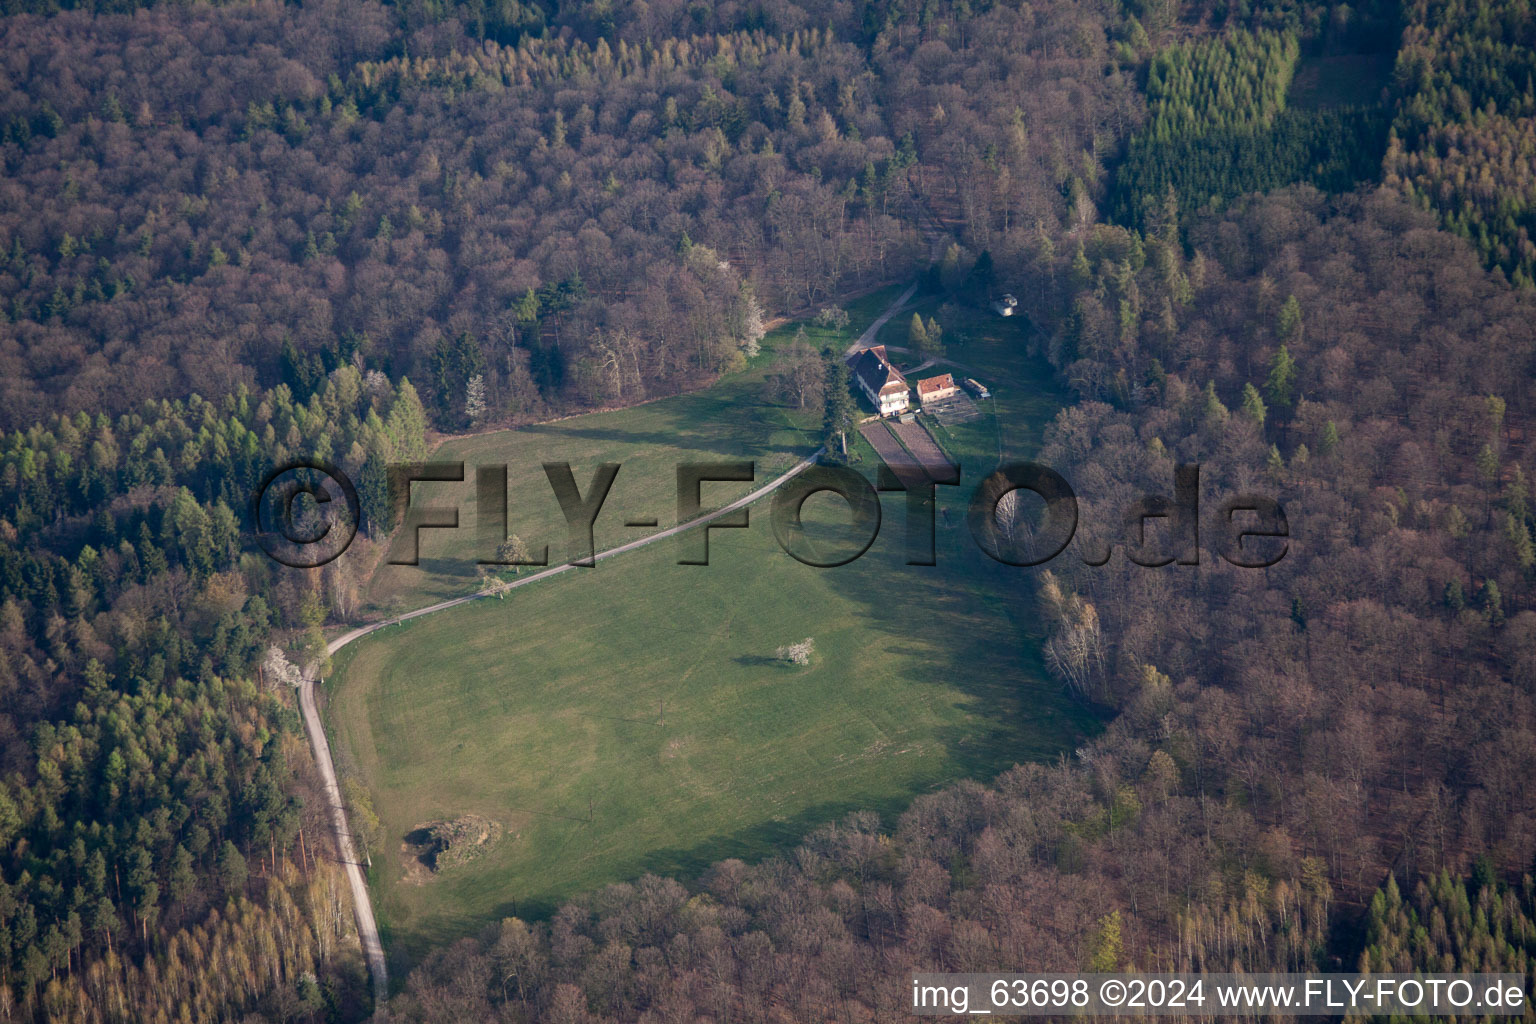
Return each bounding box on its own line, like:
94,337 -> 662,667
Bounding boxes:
916,374 -> 961,406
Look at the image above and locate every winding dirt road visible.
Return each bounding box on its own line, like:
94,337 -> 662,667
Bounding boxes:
297,667 -> 390,1018
298,267 -> 948,1016
844,280 -> 918,358
298,450 -> 822,1018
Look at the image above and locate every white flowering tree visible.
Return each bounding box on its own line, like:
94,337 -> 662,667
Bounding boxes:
739,289 -> 766,359
815,306 -> 850,330
774,638 -> 816,665
465,374 -> 488,424
263,645 -> 305,689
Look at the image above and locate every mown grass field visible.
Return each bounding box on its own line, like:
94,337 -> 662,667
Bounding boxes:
327,287 -> 1099,969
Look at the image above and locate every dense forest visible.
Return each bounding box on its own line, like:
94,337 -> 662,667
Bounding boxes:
0,370 -> 425,1020
1110,28 -> 1389,226
0,3 -> 923,429
2,0 -> 1536,1020
1386,0 -> 1536,285
380,188 -> 1536,1024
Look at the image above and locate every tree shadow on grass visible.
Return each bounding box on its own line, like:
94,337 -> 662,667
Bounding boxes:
384,537 -> 1099,959
431,796 -> 912,932
383,798 -> 873,967
377,341 -> 1101,972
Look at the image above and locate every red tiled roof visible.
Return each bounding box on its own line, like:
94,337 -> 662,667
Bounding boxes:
916,374 -> 956,397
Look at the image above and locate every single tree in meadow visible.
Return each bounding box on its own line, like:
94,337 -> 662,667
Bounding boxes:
908,313 -> 929,351
821,355 -> 856,460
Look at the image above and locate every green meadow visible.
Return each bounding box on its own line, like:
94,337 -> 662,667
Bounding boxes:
325,289 -> 1100,969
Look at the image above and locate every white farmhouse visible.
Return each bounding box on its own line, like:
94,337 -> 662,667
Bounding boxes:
851,345 -> 911,417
